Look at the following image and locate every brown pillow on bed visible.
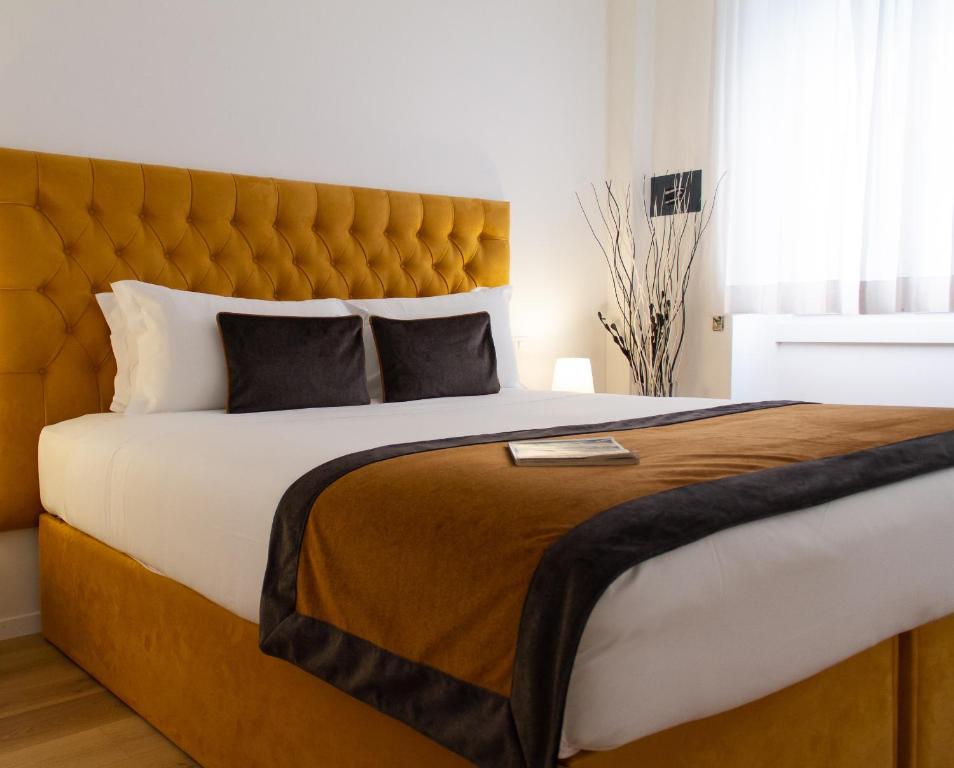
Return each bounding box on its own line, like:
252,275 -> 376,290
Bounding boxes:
217,313 -> 370,413
370,312 -> 501,402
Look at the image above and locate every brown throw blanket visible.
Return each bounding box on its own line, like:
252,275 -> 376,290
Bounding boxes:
260,401 -> 954,767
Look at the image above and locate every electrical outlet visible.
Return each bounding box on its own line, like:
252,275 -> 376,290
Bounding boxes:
712,315 -> 725,332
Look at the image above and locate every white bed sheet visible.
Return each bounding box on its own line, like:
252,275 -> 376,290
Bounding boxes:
38,390 -> 954,757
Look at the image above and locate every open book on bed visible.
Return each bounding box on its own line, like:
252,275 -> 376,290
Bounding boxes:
508,436 -> 639,467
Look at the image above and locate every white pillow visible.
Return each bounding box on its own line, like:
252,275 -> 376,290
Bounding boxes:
111,281 -> 352,413
345,286 -> 522,400
95,292 -> 131,413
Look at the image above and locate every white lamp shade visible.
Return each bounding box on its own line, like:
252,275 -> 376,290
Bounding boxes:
552,357 -> 594,393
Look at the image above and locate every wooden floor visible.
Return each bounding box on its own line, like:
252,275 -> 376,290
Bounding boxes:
0,634 -> 197,767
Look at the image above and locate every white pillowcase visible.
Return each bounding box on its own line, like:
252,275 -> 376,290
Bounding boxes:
95,292 -> 131,413
111,281 -> 352,414
107,281 -> 522,413
345,286 -> 522,400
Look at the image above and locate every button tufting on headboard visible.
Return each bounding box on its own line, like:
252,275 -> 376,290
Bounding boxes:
0,146 -> 510,531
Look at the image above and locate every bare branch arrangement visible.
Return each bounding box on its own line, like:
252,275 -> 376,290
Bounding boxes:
576,174 -> 720,397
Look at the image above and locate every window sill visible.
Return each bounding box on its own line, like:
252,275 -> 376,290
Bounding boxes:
770,314 -> 954,345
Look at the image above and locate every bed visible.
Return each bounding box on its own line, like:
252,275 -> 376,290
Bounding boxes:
2,146 -> 953,767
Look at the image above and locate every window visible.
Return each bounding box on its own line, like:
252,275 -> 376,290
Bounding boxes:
715,0 -> 954,314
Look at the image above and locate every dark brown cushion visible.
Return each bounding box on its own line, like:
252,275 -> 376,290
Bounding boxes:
217,313 -> 370,413
370,312 -> 501,402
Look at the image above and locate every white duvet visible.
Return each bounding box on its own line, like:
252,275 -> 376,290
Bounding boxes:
38,389 -> 954,757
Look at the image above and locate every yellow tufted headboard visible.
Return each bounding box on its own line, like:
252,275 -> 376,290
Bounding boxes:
0,147 -> 509,531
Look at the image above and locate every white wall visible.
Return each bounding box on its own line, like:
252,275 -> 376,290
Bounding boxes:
651,0 -> 730,399
604,0 -> 657,395
602,0 -> 729,397
0,529 -> 40,640
0,0 -> 611,636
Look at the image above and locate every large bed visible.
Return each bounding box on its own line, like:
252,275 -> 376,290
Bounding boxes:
2,147 -> 954,767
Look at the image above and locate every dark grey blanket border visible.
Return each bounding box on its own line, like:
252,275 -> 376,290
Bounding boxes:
259,400 -> 954,767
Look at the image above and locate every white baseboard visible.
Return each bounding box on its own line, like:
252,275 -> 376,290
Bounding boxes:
0,611 -> 41,641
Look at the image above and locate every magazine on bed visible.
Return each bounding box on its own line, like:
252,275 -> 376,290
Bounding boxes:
508,436 -> 639,467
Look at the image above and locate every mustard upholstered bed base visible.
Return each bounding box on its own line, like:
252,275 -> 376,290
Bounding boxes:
899,617 -> 954,768
38,514 -> 954,768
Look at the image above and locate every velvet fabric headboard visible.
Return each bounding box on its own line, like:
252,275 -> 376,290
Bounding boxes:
0,147 -> 509,531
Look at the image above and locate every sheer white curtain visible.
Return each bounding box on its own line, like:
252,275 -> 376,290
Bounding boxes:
714,0 -> 954,315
